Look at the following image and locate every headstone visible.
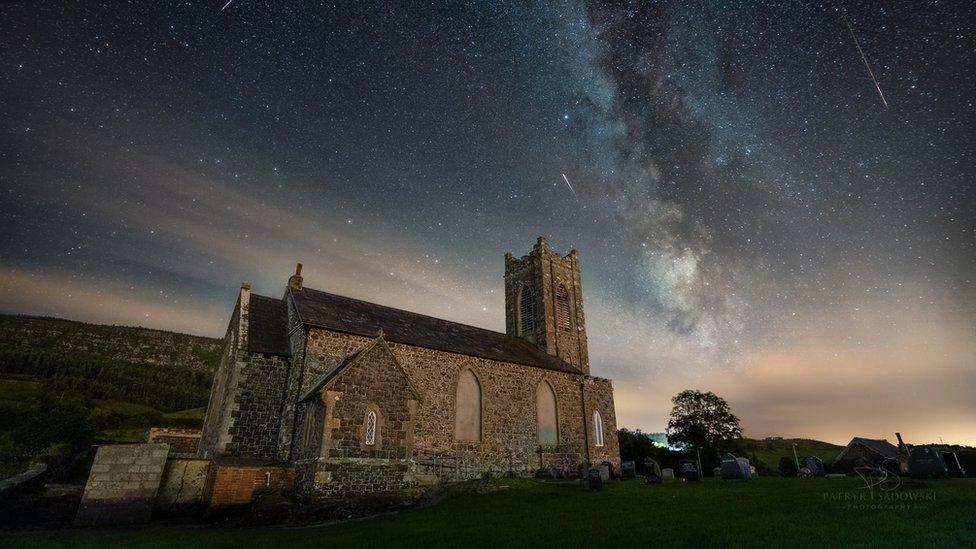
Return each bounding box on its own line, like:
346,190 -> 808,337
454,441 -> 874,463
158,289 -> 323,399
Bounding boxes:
720,453 -> 750,481
601,460 -> 614,480
942,451 -> 966,477
621,460 -> 636,479
578,463 -> 589,479
712,467 -> 722,477
801,456 -> 826,477
643,458 -> 662,484
598,463 -> 610,482
678,459 -> 700,481
661,468 -> 675,479
909,446 -> 948,478
587,467 -> 603,490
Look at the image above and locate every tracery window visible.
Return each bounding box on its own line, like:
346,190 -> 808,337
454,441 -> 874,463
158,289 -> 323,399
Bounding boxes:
365,410 -> 377,446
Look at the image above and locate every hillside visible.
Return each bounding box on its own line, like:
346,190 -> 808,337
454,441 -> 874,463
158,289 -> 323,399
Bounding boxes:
0,314 -> 222,371
737,438 -> 845,471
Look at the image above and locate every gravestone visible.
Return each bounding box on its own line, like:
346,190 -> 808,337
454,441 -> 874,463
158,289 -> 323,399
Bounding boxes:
720,453 -> 750,481
678,459 -> 700,481
942,451 -> 966,477
909,446 -> 948,478
801,456 -> 826,477
661,468 -> 675,479
643,458 -> 662,484
712,467 -> 722,477
601,460 -> 614,480
587,468 -> 603,490
598,463 -> 611,482
621,461 -> 636,479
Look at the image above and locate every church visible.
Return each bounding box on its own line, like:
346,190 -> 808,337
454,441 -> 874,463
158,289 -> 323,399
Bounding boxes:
199,237 -> 619,499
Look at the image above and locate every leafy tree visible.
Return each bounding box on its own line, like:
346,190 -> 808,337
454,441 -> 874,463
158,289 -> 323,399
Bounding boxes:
665,390 -> 742,454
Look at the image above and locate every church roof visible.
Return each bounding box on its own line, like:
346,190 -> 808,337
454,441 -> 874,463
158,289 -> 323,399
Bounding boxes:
287,286 -> 577,373
835,437 -> 900,463
247,293 -> 291,356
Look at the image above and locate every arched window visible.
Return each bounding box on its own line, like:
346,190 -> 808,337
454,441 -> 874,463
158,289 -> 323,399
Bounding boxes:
519,286 -> 536,334
555,284 -> 571,331
364,410 -> 377,446
455,369 -> 482,441
593,410 -> 605,447
537,381 -> 558,444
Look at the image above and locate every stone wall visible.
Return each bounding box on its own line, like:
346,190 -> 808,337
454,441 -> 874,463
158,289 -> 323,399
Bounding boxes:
148,428 -> 201,457
156,458 -> 211,511
293,341 -> 420,499
75,443 -> 169,526
198,295 -> 242,458
286,324 -> 619,481
504,237 -> 589,375
199,286 -> 291,460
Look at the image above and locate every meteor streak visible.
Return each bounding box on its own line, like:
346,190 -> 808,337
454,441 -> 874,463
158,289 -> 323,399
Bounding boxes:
219,0 -> 236,13
837,4 -> 889,109
561,173 -> 578,197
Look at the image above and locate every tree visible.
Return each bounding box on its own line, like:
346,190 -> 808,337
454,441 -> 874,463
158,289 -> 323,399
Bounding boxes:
665,390 -> 742,453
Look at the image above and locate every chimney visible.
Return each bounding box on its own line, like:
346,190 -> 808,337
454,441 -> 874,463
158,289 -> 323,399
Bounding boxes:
895,432 -> 910,474
238,282 -> 251,350
288,263 -> 303,290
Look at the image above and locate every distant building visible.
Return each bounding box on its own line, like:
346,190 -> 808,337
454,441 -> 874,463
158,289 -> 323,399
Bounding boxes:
198,237 -> 620,500
832,437 -> 900,474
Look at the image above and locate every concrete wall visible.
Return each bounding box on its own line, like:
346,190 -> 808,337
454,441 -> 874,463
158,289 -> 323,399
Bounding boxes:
75,443 -> 169,526
156,458 -> 211,511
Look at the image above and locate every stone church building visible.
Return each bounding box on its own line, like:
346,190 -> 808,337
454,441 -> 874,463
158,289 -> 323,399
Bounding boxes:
199,237 -> 619,499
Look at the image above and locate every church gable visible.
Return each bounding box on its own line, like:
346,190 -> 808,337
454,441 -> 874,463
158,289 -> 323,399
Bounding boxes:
301,337 -> 420,461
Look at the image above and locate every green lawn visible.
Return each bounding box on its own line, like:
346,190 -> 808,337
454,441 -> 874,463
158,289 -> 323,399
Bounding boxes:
4,477 -> 975,548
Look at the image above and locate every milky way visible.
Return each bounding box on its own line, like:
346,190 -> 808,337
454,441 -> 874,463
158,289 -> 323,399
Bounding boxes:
1,1 -> 973,443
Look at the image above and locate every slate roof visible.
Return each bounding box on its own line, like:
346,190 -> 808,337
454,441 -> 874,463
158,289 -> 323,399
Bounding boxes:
287,286 -> 577,373
837,437 -> 900,462
246,294 -> 291,357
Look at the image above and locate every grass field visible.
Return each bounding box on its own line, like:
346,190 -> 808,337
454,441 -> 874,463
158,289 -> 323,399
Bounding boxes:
4,477 -> 974,548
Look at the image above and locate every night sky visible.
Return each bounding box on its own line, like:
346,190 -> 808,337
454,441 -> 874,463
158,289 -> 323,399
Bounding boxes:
2,1 -> 973,444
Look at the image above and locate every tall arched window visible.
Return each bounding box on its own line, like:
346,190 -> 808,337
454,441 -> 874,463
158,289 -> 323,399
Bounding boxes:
593,410 -> 605,447
519,286 -> 536,334
537,381 -> 558,444
364,410 -> 377,446
555,284 -> 571,331
455,369 -> 482,441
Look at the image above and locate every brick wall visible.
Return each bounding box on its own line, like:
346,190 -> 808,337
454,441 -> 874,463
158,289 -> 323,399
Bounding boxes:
207,465 -> 294,507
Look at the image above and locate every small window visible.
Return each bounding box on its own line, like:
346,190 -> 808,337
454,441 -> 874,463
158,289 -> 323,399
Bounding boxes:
555,284 -> 571,331
519,286 -> 536,334
365,411 -> 377,446
594,410 -> 605,447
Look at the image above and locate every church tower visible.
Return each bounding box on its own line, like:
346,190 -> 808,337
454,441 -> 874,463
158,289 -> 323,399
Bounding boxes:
505,236 -> 589,374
